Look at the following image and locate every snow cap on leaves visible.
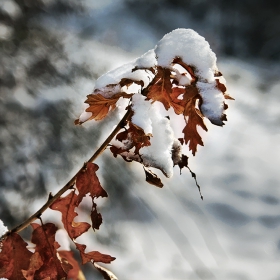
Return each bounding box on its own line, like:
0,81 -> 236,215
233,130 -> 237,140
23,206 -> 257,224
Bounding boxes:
155,28 -> 217,81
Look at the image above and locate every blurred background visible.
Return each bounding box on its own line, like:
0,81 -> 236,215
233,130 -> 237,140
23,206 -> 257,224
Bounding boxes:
1,0 -> 280,279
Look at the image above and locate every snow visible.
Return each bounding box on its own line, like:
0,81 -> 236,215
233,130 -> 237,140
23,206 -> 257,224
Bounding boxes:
93,49 -> 156,96
0,219 -> 8,239
134,49 -> 156,68
197,81 -> 225,125
131,94 -> 175,177
131,94 -> 153,135
79,103 -> 92,123
155,28 -> 217,82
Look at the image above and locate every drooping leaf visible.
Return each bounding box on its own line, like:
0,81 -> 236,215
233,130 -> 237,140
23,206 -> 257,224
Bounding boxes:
0,233 -> 33,280
91,202 -> 103,230
177,154 -> 189,174
50,191 -> 91,240
76,162 -> 107,231
182,85 -> 208,155
144,168 -> 164,188
75,243 -> 115,265
31,223 -> 68,280
76,163 -> 107,204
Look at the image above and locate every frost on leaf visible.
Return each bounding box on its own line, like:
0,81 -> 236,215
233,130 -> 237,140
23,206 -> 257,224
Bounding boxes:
0,233 -> 32,280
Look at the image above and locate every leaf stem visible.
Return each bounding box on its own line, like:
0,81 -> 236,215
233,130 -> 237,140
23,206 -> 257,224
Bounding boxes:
2,109 -> 132,239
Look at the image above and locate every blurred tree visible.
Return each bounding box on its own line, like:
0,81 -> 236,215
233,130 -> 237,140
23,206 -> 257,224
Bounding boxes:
0,0 -> 100,228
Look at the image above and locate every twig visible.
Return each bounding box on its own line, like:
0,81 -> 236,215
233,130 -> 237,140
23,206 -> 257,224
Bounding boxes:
2,109 -> 132,239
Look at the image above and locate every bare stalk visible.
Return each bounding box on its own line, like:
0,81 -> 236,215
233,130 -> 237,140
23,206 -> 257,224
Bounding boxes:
2,109 -> 132,239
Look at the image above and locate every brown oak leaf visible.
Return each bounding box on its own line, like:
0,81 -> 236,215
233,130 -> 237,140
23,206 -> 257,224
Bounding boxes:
76,162 -> 107,231
31,223 -> 68,280
179,84 -> 207,155
75,243 -> 115,265
58,250 -> 84,280
144,168 -> 164,188
75,92 -> 132,124
144,67 -> 186,114
22,252 -> 44,280
50,191 -> 91,240
0,232 -> 33,280
76,163 -> 107,203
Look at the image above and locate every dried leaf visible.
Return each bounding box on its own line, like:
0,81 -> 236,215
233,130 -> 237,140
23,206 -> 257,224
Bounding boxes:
76,162 -> 107,231
75,243 -> 115,265
112,121 -> 151,158
22,252 -> 44,280
0,233 -> 33,280
144,67 -> 185,114
177,154 -> 189,174
31,223 -> 68,280
144,168 -> 164,188
91,203 -> 103,230
58,250 -> 83,280
76,163 -> 107,204
172,57 -> 197,82
182,85 -> 208,155
75,92 -> 132,124
50,191 -> 91,240
119,78 -> 144,88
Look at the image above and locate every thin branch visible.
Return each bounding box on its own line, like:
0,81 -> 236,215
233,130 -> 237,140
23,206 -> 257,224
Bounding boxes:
2,108 -> 133,239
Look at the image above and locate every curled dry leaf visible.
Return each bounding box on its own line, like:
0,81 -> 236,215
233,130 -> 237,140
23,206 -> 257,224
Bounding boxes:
75,243 -> 115,265
144,168 -> 164,188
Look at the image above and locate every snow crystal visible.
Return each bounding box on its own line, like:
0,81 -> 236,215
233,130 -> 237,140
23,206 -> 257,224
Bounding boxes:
0,219 -> 8,238
197,81 -> 224,125
155,28 -> 217,82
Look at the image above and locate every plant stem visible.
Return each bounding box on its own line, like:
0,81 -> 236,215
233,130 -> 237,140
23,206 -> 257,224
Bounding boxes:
3,109 -> 132,238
